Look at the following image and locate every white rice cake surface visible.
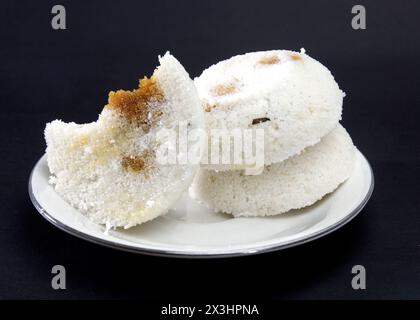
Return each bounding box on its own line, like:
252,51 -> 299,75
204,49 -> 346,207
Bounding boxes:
194,49 -> 344,171
45,53 -> 204,228
190,125 -> 356,217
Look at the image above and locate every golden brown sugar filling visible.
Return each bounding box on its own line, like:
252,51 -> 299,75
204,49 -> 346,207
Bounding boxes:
252,117 -> 271,125
211,83 -> 237,97
107,76 -> 164,131
204,102 -> 216,112
121,150 -> 153,174
258,55 -> 280,65
290,53 -> 302,61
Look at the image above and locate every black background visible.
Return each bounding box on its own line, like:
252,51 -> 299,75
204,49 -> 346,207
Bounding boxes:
1,0 -> 419,300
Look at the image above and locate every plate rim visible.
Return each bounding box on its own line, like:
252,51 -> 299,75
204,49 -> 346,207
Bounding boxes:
28,152 -> 374,258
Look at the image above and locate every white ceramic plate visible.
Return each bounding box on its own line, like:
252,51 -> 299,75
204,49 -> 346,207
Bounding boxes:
29,151 -> 373,258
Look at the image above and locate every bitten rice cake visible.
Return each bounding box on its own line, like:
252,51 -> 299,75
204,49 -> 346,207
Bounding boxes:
190,125 -> 355,217
45,53 -> 204,228
194,49 -> 344,171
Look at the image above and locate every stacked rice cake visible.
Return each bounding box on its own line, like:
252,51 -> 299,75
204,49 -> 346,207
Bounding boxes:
191,50 -> 356,216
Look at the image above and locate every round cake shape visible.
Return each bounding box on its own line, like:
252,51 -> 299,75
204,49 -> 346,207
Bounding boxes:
190,125 -> 356,217
194,49 -> 344,171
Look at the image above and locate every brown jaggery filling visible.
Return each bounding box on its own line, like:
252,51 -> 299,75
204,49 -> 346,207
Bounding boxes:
105,78 -> 162,176
121,150 -> 153,174
290,53 -> 302,61
252,117 -> 271,125
211,83 -> 237,97
204,102 -> 216,113
107,76 -> 164,131
258,55 -> 280,65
